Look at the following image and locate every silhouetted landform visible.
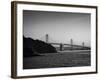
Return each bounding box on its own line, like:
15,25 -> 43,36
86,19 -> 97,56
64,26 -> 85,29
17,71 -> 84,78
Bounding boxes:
23,36 -> 57,57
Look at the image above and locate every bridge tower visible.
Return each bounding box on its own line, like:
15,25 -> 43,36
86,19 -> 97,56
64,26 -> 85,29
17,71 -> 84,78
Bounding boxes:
60,43 -> 63,51
82,42 -> 85,49
82,42 -> 84,47
70,39 -> 73,50
45,34 -> 49,43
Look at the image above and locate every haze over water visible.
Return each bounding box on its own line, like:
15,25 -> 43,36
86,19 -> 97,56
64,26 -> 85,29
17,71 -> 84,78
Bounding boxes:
23,10 -> 91,47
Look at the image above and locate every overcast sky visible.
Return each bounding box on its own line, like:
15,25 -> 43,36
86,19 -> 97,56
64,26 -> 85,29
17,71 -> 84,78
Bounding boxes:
23,10 -> 91,47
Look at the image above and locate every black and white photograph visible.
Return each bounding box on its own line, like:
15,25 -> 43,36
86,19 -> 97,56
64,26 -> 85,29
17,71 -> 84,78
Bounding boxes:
23,10 -> 91,69
11,1 -> 97,78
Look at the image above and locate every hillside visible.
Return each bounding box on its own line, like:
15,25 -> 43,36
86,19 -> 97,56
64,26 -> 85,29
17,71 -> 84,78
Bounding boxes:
23,36 -> 57,57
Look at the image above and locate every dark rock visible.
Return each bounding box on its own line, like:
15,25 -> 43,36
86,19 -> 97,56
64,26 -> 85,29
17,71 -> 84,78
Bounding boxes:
23,36 -> 57,57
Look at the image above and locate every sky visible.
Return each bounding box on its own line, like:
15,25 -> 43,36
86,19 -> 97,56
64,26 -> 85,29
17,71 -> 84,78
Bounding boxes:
23,10 -> 91,47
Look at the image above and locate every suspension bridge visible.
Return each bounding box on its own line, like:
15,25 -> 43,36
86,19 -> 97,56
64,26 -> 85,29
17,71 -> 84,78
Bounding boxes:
39,34 -> 90,51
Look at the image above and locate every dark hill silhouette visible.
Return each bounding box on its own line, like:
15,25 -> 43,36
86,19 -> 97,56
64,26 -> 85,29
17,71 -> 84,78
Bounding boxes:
23,36 -> 57,57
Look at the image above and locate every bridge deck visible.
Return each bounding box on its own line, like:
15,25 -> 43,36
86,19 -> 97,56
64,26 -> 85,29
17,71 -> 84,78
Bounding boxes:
49,42 -> 90,48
